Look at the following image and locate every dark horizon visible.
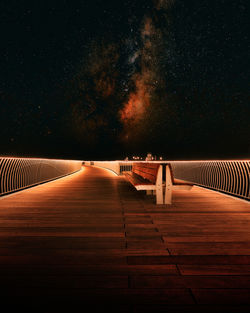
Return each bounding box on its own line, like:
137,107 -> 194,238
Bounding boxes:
0,0 -> 249,160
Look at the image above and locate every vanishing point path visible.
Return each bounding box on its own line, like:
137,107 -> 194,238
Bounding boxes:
0,165 -> 250,312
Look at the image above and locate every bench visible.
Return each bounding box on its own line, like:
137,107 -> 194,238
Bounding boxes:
123,163 -> 164,204
123,162 -> 193,205
165,164 -> 193,204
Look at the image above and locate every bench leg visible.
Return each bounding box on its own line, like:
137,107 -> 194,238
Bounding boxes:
155,165 -> 164,204
165,165 -> 173,204
165,184 -> 172,204
156,186 -> 163,204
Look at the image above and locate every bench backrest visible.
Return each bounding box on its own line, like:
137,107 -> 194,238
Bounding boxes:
132,163 -> 161,184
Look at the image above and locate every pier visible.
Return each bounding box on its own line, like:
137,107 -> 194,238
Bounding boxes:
0,164 -> 250,312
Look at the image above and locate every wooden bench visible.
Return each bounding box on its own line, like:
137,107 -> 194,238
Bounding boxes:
165,164 -> 193,204
123,162 -> 193,205
123,163 -> 164,204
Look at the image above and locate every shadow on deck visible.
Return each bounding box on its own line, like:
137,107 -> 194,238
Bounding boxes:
0,165 -> 250,312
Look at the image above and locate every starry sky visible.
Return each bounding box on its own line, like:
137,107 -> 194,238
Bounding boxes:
0,0 -> 249,160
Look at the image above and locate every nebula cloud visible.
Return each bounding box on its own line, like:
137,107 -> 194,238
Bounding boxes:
119,4 -> 168,145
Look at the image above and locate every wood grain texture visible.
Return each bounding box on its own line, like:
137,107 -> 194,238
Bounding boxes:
0,165 -> 250,312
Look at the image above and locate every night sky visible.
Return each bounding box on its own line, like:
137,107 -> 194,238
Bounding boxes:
0,0 -> 249,160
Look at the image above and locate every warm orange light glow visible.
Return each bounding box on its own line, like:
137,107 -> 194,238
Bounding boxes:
0,157 -> 82,196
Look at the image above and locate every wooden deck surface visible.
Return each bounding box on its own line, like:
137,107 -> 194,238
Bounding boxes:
0,165 -> 250,312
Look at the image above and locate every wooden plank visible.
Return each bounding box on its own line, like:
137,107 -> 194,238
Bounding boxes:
0,264 -> 179,276
0,275 -> 129,288
0,288 -> 194,305
127,241 -> 167,250
0,236 -> 126,249
127,255 -> 250,265
167,242 -> 250,255
192,289 -> 250,304
163,235 -> 250,243
0,254 -> 127,265
131,275 -> 250,288
179,265 -> 250,275
133,305 -> 250,313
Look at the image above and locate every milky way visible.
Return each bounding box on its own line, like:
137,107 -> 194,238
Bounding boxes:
0,0 -> 249,159
120,9 -> 168,144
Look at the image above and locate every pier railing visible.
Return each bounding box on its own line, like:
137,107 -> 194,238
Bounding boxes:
85,161 -> 133,175
170,161 -> 249,201
87,160 -> 249,201
0,157 -> 82,196
2,157 -> 248,200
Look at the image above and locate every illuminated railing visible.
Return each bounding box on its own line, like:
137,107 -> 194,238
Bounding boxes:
170,161 -> 249,201
88,161 -> 121,175
87,160 -> 249,201
119,163 -> 133,173
87,161 -> 133,175
0,157 -> 82,196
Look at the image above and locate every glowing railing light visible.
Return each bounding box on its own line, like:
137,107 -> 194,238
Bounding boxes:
169,160 -> 249,200
0,157 -> 82,196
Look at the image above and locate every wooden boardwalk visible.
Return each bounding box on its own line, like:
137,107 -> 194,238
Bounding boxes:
0,165 -> 250,312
